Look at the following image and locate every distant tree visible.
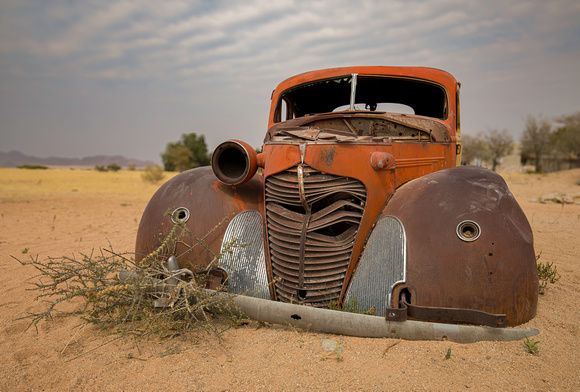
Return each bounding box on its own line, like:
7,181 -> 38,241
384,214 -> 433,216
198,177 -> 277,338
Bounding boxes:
162,133 -> 211,172
163,144 -> 193,172
460,134 -> 488,165
521,115 -> 552,173
552,111 -> 580,160
17,165 -> 48,170
482,129 -> 514,172
107,163 -> 121,172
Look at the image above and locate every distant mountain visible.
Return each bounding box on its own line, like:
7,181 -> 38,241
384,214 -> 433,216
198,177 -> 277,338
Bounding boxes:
0,150 -> 156,168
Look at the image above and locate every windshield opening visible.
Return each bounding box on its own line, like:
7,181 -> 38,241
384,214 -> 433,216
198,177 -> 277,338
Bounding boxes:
275,75 -> 447,122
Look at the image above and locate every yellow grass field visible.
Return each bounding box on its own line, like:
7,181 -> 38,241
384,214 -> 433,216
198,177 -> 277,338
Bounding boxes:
0,168 -> 176,199
1,167 -> 579,391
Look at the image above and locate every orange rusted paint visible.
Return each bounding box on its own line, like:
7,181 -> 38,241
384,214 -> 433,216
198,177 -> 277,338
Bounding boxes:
210,180 -> 223,191
230,187 -> 248,211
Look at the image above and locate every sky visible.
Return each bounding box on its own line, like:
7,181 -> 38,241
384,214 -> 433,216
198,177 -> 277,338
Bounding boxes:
1,0 -> 579,164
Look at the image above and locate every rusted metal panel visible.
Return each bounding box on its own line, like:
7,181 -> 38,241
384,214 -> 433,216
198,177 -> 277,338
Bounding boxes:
385,298 -> 508,328
384,165 -> 538,326
265,113 -> 451,143
135,167 -> 264,269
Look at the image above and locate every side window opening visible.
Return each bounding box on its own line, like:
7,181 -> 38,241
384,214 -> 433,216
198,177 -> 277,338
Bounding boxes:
277,97 -> 295,122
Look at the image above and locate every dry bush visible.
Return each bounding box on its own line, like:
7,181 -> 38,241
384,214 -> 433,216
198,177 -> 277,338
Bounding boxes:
141,164 -> 165,183
16,222 -> 242,339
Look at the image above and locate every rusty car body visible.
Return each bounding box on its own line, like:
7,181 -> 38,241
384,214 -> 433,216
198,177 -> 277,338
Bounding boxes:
135,66 -> 538,328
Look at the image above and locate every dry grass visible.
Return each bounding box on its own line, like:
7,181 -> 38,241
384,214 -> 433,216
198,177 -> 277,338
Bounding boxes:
0,167 -> 177,200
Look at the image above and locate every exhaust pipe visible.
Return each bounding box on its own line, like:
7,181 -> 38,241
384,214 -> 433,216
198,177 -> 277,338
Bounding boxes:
212,139 -> 263,186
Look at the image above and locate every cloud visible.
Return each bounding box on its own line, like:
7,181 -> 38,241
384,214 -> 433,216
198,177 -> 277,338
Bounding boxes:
3,1 -> 577,83
1,0 -> 579,160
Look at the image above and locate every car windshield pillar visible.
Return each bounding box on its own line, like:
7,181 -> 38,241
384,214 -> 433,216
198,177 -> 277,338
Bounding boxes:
349,73 -> 358,111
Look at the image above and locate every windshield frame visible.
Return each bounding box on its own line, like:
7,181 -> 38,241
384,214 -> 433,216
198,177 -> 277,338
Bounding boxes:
272,73 -> 449,123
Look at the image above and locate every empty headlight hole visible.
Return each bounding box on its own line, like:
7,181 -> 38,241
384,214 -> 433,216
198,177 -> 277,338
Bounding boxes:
171,207 -> 190,224
456,220 -> 481,242
216,146 -> 246,179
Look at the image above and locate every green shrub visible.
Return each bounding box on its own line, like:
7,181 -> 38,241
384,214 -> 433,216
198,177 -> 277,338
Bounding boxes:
524,336 -> 540,355
107,163 -> 121,172
537,252 -> 560,295
17,165 -> 48,170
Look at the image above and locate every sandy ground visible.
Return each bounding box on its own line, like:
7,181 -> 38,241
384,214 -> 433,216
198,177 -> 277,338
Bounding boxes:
1,167 -> 579,391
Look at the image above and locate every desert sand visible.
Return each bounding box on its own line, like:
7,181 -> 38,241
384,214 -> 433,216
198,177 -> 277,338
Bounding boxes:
1,167 -> 579,391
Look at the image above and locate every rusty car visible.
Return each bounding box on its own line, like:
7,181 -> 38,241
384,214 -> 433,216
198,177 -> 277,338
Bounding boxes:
134,66 -> 538,339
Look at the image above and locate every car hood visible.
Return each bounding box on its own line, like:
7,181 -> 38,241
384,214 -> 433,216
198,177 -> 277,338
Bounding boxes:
265,112 -> 451,143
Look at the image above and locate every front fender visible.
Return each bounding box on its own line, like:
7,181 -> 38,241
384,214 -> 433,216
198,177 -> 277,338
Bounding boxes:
135,166 -> 264,269
345,165 -> 537,326
384,165 -> 538,326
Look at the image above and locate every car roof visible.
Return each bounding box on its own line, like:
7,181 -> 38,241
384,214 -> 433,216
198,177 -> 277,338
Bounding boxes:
272,66 -> 458,97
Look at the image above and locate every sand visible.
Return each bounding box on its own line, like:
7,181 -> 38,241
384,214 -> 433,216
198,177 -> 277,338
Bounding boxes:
1,167 -> 579,391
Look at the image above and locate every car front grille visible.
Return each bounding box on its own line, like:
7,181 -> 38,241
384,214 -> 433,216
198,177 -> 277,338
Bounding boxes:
265,165 -> 367,307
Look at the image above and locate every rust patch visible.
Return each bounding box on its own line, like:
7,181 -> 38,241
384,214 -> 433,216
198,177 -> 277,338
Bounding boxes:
320,146 -> 336,166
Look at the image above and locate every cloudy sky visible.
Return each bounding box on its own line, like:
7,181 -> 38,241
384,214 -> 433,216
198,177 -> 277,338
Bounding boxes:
1,0 -> 579,163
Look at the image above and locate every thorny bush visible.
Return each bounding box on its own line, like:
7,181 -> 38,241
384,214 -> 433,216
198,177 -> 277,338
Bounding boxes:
15,221 -> 245,339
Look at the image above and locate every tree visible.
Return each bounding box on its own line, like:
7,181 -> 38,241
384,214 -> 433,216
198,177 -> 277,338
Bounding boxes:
163,144 -> 193,172
521,115 -> 552,173
460,134 -> 487,165
552,111 -> 580,160
162,133 -> 211,172
482,129 -> 514,172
